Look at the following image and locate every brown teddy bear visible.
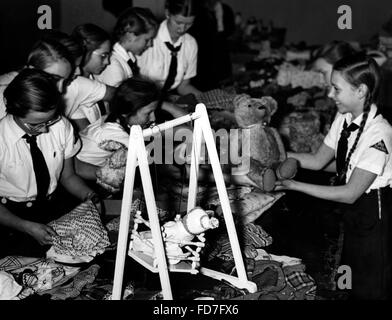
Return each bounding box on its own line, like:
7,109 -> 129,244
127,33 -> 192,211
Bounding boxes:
230,94 -> 298,192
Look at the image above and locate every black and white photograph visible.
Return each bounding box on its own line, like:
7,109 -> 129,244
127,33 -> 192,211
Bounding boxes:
0,0 -> 392,308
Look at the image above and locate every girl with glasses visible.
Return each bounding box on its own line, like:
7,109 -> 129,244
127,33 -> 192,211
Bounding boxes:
70,23 -> 114,130
0,69 -> 101,258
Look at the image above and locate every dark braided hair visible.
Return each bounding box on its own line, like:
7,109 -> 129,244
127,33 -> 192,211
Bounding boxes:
105,77 -> 160,134
333,53 -> 381,180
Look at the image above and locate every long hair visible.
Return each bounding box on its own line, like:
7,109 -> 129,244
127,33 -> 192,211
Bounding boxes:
333,53 -> 381,178
72,24 -> 111,72
114,7 -> 158,40
41,30 -> 84,63
27,38 -> 75,72
4,68 -> 61,117
166,0 -> 199,16
105,77 -> 160,133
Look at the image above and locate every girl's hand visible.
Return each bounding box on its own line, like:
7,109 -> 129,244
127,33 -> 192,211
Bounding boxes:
24,221 -> 57,246
274,179 -> 295,191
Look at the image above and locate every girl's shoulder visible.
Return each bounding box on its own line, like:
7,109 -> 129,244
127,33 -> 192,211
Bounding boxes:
183,33 -> 197,48
364,115 -> 392,148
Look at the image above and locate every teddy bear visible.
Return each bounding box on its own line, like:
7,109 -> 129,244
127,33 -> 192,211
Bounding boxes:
229,94 -> 299,192
95,140 -> 128,193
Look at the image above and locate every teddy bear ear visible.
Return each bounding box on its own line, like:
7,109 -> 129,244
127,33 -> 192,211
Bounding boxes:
233,94 -> 251,106
261,96 -> 278,116
98,140 -> 127,151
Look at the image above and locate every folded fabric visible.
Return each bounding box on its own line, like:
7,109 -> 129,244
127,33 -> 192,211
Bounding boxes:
0,271 -> 22,300
255,249 -> 302,267
47,201 -> 110,264
41,264 -> 100,300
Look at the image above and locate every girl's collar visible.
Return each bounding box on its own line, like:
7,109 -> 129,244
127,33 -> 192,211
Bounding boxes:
346,104 -> 378,127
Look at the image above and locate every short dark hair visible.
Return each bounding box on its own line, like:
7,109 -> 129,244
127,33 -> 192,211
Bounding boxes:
111,77 -> 160,117
166,0 -> 199,17
4,68 -> 62,117
314,41 -> 357,65
114,7 -> 158,40
106,77 -> 160,132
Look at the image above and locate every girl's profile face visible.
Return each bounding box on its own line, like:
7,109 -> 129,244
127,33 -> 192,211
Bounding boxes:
128,30 -> 155,56
128,101 -> 157,128
328,71 -> 363,117
84,40 -> 111,75
43,59 -> 73,94
167,14 -> 195,40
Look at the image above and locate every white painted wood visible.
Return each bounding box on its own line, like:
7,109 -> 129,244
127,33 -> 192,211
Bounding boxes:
112,104 -> 256,300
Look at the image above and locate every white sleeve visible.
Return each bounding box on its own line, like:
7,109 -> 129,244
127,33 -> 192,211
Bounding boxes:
323,113 -> 342,150
74,77 -> 107,107
98,124 -> 130,147
63,118 -> 82,159
96,59 -> 127,87
184,38 -> 198,80
70,105 -> 87,120
355,132 -> 391,175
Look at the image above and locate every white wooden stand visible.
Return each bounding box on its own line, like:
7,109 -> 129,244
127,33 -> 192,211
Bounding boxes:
112,104 -> 257,300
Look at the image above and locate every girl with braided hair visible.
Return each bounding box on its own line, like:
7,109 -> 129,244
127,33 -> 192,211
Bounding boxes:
276,53 -> 392,299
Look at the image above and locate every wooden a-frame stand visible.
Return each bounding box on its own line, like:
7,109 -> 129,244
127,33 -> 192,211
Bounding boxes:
112,104 -> 257,300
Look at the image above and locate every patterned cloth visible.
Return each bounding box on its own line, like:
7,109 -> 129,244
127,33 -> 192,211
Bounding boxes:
196,89 -> 236,111
40,264 -> 100,300
205,186 -> 284,224
283,264 -> 317,300
0,257 -> 80,299
0,256 -> 41,272
207,222 -> 273,261
47,201 -> 110,264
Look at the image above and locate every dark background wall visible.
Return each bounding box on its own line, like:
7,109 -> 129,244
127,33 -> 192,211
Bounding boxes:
0,0 -> 60,74
225,0 -> 392,45
1,0 -> 391,74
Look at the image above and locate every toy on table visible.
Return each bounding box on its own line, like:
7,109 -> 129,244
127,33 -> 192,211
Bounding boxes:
230,94 -> 298,191
130,207 -> 219,266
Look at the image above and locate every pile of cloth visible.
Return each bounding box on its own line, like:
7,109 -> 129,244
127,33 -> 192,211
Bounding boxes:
46,201 -> 110,264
